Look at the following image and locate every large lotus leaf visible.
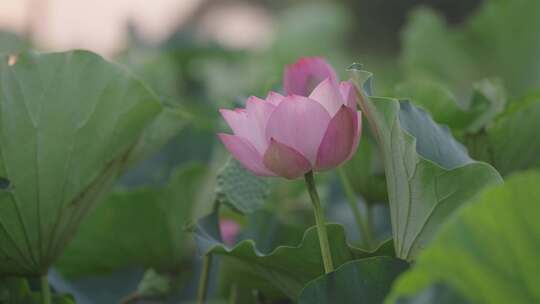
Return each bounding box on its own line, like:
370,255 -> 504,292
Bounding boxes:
401,0 -> 540,97
350,69 -> 502,260
0,50 -> 162,276
298,257 -> 409,304
192,212 -> 394,300
55,164 -> 205,277
386,171 -> 540,304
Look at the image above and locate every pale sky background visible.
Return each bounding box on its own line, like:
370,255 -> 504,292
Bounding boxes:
0,0 -> 273,56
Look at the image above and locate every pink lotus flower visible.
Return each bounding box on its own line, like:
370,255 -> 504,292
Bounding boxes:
218,57 -> 362,179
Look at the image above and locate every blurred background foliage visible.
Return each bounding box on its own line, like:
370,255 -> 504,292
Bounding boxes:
1,0 -> 540,303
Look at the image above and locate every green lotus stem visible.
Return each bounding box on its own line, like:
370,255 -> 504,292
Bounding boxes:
366,202 -> 375,247
197,254 -> 213,304
40,274 -> 51,304
228,284 -> 238,304
338,168 -> 374,249
304,171 -> 334,273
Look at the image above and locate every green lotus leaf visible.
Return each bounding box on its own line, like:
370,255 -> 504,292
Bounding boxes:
192,212 -> 394,300
0,50 -> 162,276
350,68 -> 502,260
386,171 -> 540,304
